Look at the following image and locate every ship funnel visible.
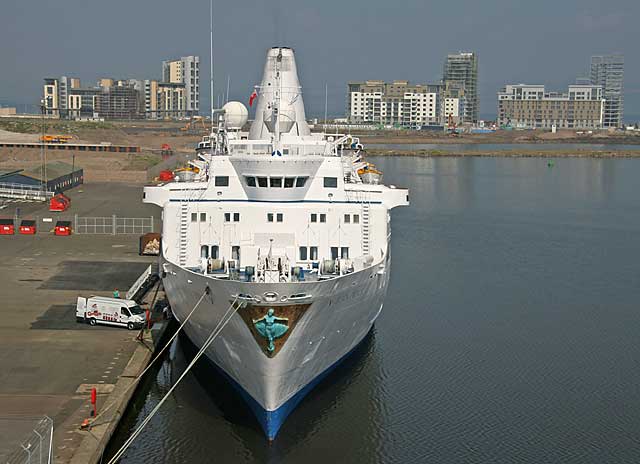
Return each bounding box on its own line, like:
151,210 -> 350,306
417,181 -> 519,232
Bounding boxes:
249,47 -> 311,140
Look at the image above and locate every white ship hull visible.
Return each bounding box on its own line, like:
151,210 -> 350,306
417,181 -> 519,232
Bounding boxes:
161,251 -> 390,439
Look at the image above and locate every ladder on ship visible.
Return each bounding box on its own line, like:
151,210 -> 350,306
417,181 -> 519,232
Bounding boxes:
178,202 -> 189,266
361,201 -> 371,256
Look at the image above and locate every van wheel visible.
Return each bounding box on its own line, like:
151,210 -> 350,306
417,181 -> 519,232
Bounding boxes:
127,322 -> 135,330
89,318 -> 97,326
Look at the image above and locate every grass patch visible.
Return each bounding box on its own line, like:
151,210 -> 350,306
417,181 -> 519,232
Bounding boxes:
0,118 -> 115,135
123,153 -> 162,171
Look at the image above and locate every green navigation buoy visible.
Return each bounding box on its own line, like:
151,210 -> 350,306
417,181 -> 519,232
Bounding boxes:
547,160 -> 555,168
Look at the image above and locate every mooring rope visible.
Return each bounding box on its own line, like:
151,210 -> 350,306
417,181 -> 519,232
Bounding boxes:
107,295 -> 244,464
89,288 -> 210,427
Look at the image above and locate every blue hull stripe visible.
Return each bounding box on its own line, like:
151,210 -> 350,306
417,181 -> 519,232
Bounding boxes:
206,330 -> 371,440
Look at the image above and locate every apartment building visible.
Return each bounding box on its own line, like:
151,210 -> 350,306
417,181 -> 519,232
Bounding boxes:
347,80 -> 442,127
443,52 -> 478,123
590,55 -> 624,128
162,56 -> 199,116
158,82 -> 186,119
43,77 -> 100,118
497,84 -> 604,129
95,81 -> 141,120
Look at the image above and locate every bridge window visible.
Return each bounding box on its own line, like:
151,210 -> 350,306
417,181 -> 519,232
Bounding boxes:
214,176 -> 229,186
296,177 -> 308,187
284,177 -> 295,188
324,177 -> 338,188
245,176 -> 256,187
270,177 -> 282,188
257,177 -> 268,187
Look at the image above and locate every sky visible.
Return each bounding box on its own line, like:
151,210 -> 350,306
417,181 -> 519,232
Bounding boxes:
0,0 -> 638,120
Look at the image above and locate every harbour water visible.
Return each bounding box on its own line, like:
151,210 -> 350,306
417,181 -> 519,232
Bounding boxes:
107,156 -> 640,463
369,143 -> 640,152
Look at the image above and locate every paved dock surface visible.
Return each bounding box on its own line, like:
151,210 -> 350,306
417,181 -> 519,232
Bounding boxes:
0,183 -> 162,463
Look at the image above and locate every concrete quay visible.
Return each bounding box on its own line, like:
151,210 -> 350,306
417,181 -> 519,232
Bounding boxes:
0,183 -> 168,463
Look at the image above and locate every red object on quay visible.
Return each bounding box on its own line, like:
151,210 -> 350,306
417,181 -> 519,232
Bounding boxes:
54,221 -> 72,236
50,193 -> 71,212
90,387 -> 97,417
19,219 -> 37,235
0,218 -> 14,235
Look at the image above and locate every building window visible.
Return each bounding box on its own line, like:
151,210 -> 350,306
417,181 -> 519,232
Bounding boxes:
245,176 -> 256,187
320,214 -> 326,223
331,247 -> 339,260
341,247 -> 349,259
232,246 -> 240,261
344,214 -> 351,224
276,213 -> 283,223
310,246 -> 318,260
224,213 -> 231,222
310,213 -> 317,223
200,212 -> 206,222
284,177 -> 295,188
233,213 -> 240,222
257,177 -> 268,187
267,213 -> 274,222
191,212 -> 197,222
299,247 -> 308,261
353,214 -> 360,224
296,177 -> 308,187
270,177 -> 282,188
211,245 -> 219,259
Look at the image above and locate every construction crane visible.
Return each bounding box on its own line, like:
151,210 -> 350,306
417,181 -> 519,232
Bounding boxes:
180,116 -> 208,135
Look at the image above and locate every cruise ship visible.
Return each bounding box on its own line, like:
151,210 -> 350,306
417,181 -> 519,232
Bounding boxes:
143,47 -> 409,439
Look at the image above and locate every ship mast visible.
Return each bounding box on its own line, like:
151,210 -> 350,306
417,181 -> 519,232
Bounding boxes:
209,0 -> 215,135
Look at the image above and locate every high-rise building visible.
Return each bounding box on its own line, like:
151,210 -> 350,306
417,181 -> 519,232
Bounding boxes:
43,77 -> 98,118
497,84 -> 604,129
590,55 -> 624,128
96,81 -> 141,120
347,80 -> 442,127
162,56 -> 199,115
158,82 -> 186,119
443,52 -> 478,123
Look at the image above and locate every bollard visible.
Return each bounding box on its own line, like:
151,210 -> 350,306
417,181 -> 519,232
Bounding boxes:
91,387 -> 97,417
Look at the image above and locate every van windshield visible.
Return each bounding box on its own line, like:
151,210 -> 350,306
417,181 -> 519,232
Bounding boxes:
129,305 -> 145,315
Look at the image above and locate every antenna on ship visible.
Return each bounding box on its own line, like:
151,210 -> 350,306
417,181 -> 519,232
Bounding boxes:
209,0 -> 215,135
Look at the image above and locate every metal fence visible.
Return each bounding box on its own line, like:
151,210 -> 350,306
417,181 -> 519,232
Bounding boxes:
74,215 -> 154,235
0,183 -> 54,202
1,416 -> 53,464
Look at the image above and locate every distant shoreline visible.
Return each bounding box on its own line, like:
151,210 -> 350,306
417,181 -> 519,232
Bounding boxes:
366,148 -> 640,158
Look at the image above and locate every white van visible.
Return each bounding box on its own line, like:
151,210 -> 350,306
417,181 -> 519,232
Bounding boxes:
76,296 -> 146,330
